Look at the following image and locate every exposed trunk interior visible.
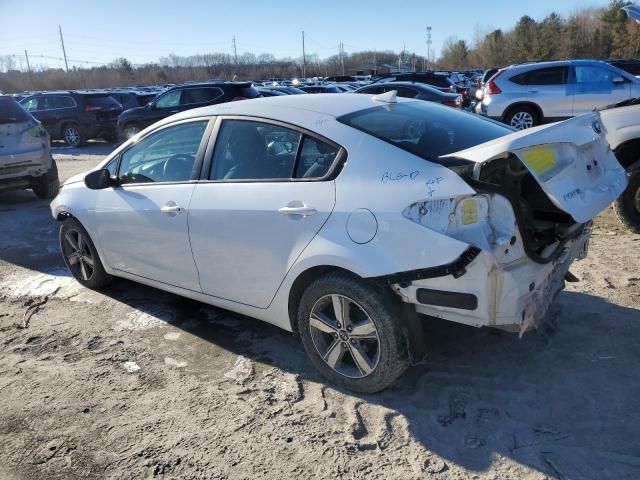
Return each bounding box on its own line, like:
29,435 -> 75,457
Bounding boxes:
461,155 -> 582,262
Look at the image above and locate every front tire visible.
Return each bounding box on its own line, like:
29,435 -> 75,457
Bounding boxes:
298,272 -> 410,393
32,159 -> 60,199
60,218 -> 113,289
505,106 -> 538,130
613,169 -> 640,233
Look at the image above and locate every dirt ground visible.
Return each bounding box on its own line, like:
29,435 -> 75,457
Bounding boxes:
1,144 -> 639,480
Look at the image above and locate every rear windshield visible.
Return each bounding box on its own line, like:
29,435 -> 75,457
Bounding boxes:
85,95 -> 122,109
0,97 -> 32,124
337,101 -> 512,165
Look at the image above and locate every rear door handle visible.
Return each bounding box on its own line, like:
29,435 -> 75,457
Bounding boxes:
161,204 -> 184,215
278,206 -> 317,217
170,110 -> 179,113
528,90 -> 539,94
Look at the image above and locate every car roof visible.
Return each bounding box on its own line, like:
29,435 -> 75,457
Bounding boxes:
168,93 -> 417,123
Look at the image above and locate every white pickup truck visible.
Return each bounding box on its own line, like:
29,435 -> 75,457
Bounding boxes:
600,98 -> 640,232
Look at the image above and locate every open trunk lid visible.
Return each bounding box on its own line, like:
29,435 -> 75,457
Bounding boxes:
445,112 -> 628,223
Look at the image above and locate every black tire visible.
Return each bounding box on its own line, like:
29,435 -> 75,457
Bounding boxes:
298,272 -> 410,393
32,159 -> 60,199
613,169 -> 640,233
504,105 -> 539,130
62,123 -> 84,147
59,218 -> 113,289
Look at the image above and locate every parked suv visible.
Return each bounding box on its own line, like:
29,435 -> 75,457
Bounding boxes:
481,60 -> 640,129
0,96 -> 59,198
20,91 -> 123,146
116,82 -> 260,140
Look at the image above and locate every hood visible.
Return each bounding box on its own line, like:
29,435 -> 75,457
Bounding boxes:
446,112 -> 628,223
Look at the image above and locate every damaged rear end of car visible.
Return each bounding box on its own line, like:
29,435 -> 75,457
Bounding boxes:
395,112 -> 627,334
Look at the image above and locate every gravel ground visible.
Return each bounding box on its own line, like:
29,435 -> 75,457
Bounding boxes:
0,147 -> 639,480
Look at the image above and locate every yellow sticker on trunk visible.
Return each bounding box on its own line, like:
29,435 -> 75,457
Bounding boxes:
462,199 -> 478,225
521,148 -> 557,175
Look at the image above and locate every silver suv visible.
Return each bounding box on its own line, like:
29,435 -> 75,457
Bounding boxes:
0,96 -> 59,199
480,60 -> 640,129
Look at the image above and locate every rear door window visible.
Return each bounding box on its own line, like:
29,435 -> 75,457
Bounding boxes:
181,87 -> 223,105
512,66 -> 568,85
210,120 -> 301,180
294,136 -> 339,179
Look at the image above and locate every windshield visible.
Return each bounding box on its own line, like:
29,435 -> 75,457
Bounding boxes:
337,101 -> 512,165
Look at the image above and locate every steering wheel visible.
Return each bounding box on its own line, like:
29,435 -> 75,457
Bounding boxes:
163,154 -> 194,182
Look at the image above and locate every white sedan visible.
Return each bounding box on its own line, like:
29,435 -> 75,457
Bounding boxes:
51,93 -> 627,392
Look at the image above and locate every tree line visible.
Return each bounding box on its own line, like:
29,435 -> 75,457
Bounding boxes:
439,0 -> 640,70
0,0 -> 638,93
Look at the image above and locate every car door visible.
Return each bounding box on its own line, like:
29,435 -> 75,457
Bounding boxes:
514,66 -> 572,119
93,119 -> 211,291
572,64 -> 632,114
188,117 -> 339,308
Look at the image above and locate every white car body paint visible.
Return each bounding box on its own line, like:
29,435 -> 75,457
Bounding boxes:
51,95 -> 626,334
599,103 -> 640,152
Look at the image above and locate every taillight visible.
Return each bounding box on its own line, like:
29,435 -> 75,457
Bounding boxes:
486,70 -> 505,95
85,105 -> 102,112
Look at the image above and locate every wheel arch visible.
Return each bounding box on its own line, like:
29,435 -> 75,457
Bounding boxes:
613,137 -> 640,171
287,265 -> 372,334
503,102 -> 543,123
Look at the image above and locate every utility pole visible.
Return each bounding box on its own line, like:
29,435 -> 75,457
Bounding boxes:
302,31 -> 306,79
24,50 -> 33,87
58,25 -> 69,72
426,26 -> 432,72
232,35 -> 238,65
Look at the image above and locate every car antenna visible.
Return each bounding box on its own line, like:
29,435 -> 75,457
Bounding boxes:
372,90 -> 397,104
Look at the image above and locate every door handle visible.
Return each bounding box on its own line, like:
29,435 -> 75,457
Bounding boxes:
160,204 -> 184,215
278,206 -> 317,217
170,110 -> 179,113
528,90 -> 539,94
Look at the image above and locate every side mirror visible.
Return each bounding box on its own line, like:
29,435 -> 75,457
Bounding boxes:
613,76 -> 625,84
148,102 -> 156,110
85,169 -> 112,190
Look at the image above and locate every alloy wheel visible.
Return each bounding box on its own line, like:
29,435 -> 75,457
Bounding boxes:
124,125 -> 140,139
510,111 -> 534,130
63,229 -> 95,281
308,294 -> 380,379
64,127 -> 81,146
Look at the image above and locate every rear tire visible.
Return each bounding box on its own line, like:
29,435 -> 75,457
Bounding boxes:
32,159 -> 60,199
62,124 -> 84,147
60,218 -> 113,289
613,169 -> 640,233
505,106 -> 538,130
297,272 -> 410,393
123,123 -> 141,140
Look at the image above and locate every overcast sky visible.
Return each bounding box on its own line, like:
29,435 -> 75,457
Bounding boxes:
0,0 -> 610,69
